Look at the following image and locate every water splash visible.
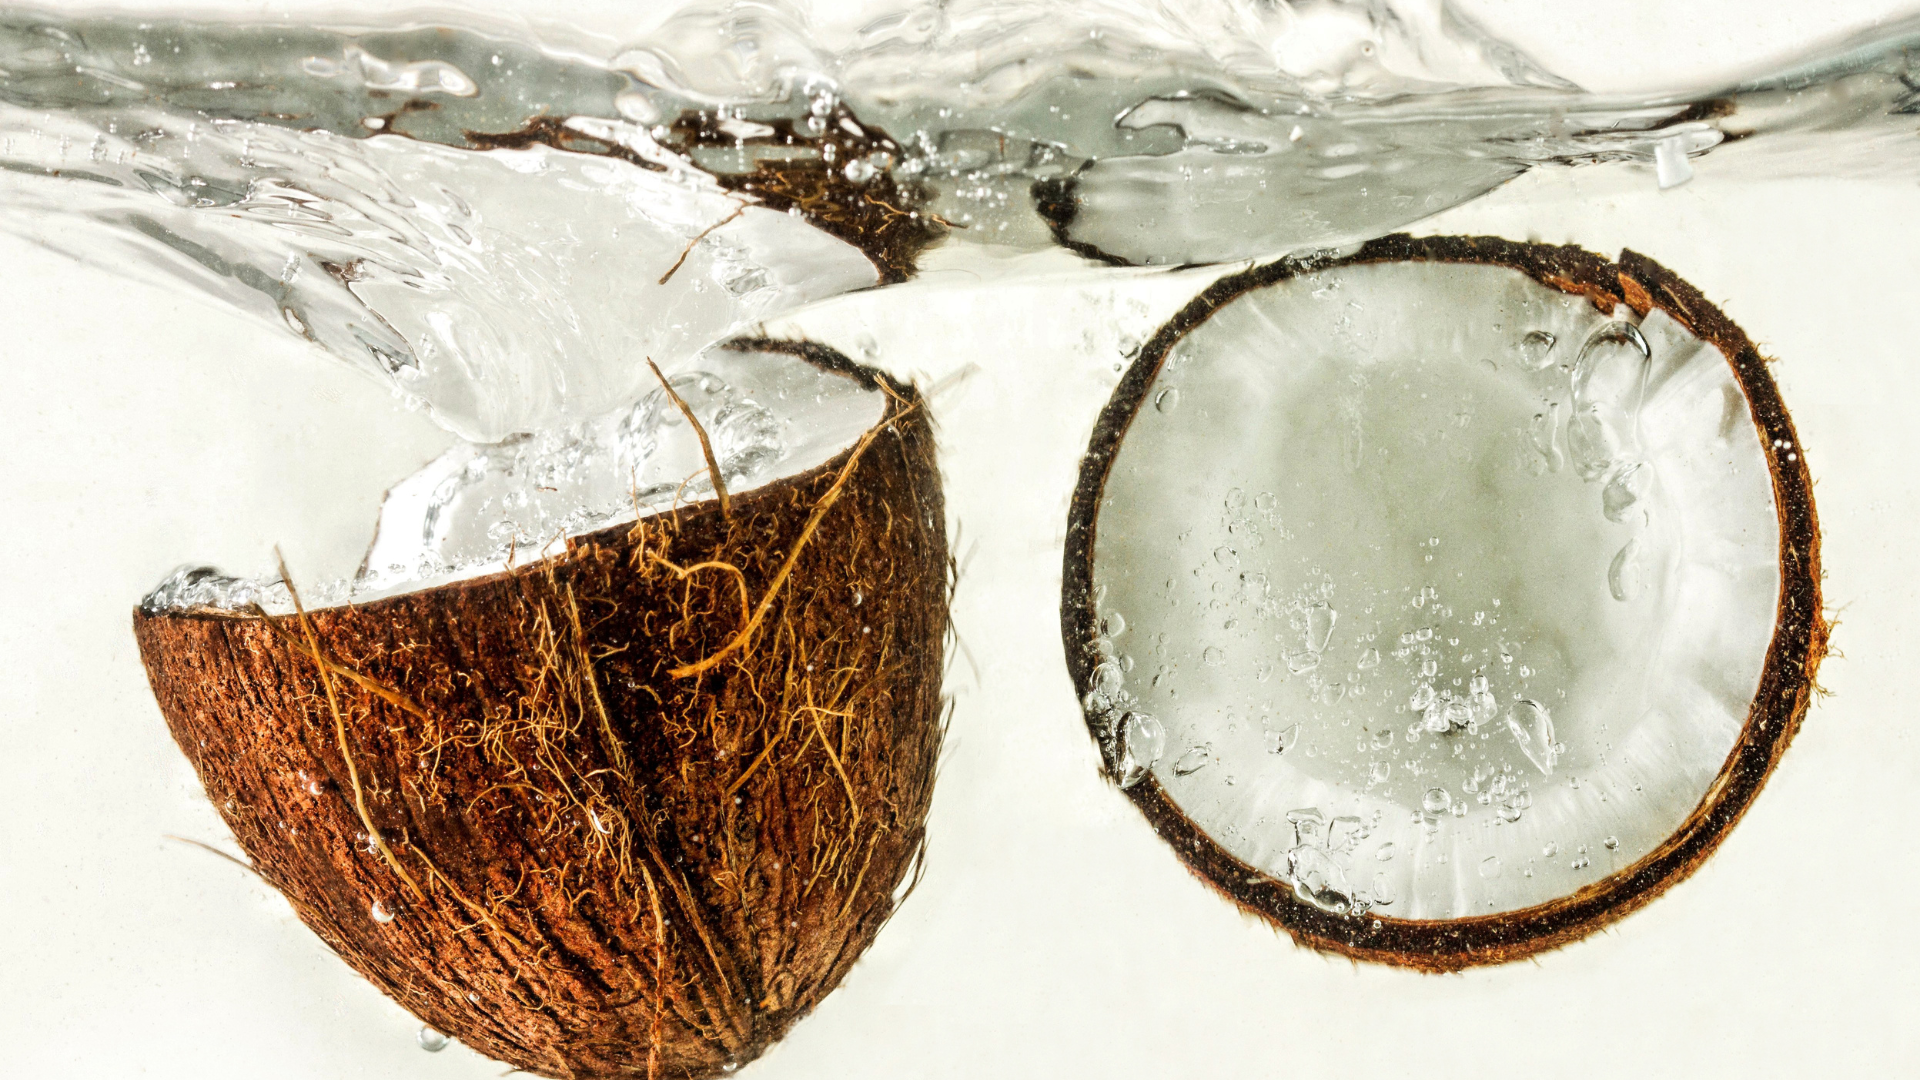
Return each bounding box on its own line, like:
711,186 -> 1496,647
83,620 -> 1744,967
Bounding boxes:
5,1 -> 1920,449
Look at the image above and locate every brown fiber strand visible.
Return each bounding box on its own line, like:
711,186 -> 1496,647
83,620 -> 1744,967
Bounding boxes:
670,404 -> 915,679
648,358 -> 731,518
657,202 -> 748,286
277,551 -> 425,904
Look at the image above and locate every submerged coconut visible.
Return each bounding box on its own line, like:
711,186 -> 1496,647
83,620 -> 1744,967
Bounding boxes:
134,338 -> 947,1077
1063,235 -> 1823,970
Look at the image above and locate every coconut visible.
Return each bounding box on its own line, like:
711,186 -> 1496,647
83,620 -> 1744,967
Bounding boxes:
133,338 -> 947,1077
1062,234 -> 1824,970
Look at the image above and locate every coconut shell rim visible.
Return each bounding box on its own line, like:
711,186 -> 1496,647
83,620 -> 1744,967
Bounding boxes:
143,335 -> 905,625
1059,232 -> 1826,972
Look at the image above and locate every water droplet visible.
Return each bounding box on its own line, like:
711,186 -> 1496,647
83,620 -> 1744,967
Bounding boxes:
1254,491 -> 1277,512
1213,545 -> 1238,567
1602,462 -> 1648,522
418,1027 -> 450,1052
1568,406 -> 1619,481
1375,842 -> 1396,862
1370,872 -> 1395,906
1202,645 -> 1226,667
1479,855 -> 1502,879
1368,760 -> 1391,784
1608,537 -> 1645,601
1118,712 -> 1165,789
370,900 -> 396,924
1327,816 -> 1368,854
1224,488 -> 1246,511
1409,684 -> 1436,711
1286,807 -> 1327,848
1102,610 -> 1128,638
1653,133 -> 1695,188
1528,404 -> 1564,473
1506,699 -> 1557,775
1287,844 -> 1356,915
1516,329 -> 1557,370
1569,321 -> 1651,480
1421,788 -> 1452,814
1154,387 -> 1181,413
1266,724 -> 1300,755
1172,745 -> 1212,776
1304,602 -> 1337,653
1543,841 -> 1559,857
1355,647 -> 1380,671
1603,835 -> 1620,851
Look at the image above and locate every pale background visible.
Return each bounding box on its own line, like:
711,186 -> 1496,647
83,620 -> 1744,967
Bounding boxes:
4,2 -> 1918,1078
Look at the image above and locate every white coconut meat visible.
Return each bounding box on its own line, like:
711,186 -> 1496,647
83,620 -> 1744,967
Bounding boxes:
141,344 -> 885,614
1090,261 -> 1779,920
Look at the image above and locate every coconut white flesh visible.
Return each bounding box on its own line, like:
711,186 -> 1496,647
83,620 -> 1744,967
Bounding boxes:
1089,261 -> 1779,920
141,345 -> 884,614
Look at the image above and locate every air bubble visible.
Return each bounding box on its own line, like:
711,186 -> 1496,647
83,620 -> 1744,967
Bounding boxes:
1506,699 -> 1557,775
1266,724 -> 1300,755
1602,462 -> 1648,522
1172,745 -> 1212,776
1304,602 -> 1337,653
1516,329 -> 1557,370
1608,537 -> 1645,601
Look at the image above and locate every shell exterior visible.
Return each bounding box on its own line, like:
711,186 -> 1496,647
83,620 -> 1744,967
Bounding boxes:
1061,235 -> 1826,970
136,350 -> 947,1078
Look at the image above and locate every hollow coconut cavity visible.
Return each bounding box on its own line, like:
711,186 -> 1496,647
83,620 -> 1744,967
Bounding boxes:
1063,235 -> 1823,970
134,339 -> 947,1078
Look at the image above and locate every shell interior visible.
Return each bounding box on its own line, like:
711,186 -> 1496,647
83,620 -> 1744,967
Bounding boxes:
1086,260 -> 1779,920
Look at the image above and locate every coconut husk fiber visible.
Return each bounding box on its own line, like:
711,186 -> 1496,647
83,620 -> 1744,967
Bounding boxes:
134,351 -> 947,1078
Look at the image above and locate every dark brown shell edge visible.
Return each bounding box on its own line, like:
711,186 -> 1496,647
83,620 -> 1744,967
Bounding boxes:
134,339 -> 947,1076
1059,233 -> 1826,972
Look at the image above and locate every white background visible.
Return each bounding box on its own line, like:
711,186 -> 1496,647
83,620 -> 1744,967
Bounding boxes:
4,2 -> 1919,1078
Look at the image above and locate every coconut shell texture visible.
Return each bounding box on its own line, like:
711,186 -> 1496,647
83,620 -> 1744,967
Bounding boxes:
1062,234 -> 1826,971
135,363 -> 946,1078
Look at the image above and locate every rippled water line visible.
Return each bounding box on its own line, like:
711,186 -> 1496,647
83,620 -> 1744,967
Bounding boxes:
3,0 -> 1920,446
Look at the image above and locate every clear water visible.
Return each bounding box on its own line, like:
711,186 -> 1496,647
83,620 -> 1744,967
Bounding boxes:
10,0 -> 1915,974
8,0 -> 1920,441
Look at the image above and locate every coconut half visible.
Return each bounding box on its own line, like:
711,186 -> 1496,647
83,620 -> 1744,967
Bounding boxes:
1062,235 -> 1823,970
134,339 -> 947,1077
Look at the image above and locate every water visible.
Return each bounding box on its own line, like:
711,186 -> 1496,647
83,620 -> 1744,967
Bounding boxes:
9,0 -> 1918,1052
8,0 -> 1920,446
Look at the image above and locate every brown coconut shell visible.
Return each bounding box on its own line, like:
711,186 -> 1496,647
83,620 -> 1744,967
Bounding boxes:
1061,234 -> 1826,971
135,340 -> 947,1077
